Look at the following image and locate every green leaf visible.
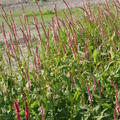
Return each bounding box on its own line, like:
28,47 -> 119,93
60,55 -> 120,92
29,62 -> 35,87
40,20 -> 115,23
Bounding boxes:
110,32 -> 115,41
31,100 -> 39,108
93,49 -> 98,63
109,47 -> 114,60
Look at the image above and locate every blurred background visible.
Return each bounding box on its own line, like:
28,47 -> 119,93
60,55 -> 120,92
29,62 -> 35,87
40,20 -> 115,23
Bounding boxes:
0,0 -> 105,10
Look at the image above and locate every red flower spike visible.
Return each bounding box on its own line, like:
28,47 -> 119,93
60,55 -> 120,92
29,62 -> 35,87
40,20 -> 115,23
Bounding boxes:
98,80 -> 101,98
33,16 -> 42,43
85,40 -> 88,60
9,32 -> 17,61
54,4 -> 60,29
25,16 -> 31,43
86,79 -> 92,104
1,23 -> 9,49
35,45 -> 41,73
14,101 -> 21,120
41,106 -> 45,120
92,76 -> 96,94
105,0 -> 111,16
114,83 -> 120,117
51,18 -> 59,44
22,91 -> 30,120
98,6 -> 105,27
36,1 -> 45,28
63,0 -> 73,22
25,99 -> 30,120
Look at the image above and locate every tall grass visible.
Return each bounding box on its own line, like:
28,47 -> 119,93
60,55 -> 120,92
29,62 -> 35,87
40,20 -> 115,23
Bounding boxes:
0,0 -> 120,119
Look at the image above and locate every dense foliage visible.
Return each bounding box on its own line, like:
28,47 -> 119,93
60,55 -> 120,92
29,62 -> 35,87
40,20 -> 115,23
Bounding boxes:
0,0 -> 120,120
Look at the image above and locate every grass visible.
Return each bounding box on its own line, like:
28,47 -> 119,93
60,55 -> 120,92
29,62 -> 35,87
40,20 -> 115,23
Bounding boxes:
0,0 -> 120,120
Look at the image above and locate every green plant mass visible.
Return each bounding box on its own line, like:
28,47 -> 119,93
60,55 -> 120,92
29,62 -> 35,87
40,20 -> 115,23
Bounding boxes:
0,0 -> 120,120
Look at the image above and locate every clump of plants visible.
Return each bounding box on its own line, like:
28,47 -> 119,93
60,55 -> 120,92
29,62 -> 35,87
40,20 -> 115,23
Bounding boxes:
0,0 -> 120,119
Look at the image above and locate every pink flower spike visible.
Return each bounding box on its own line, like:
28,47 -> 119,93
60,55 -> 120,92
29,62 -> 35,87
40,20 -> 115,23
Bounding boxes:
25,16 -> 31,42
54,4 -> 60,29
114,83 -> 120,117
33,16 -> 42,43
92,76 -> 96,94
21,91 -> 30,120
63,0 -> 73,22
14,101 -> 21,120
1,23 -> 9,49
35,45 -> 41,73
41,106 -> 45,120
25,99 -> 30,120
98,80 -> 101,98
85,40 -> 88,60
9,32 -> 17,60
119,0 -> 120,4
86,78 -> 92,104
